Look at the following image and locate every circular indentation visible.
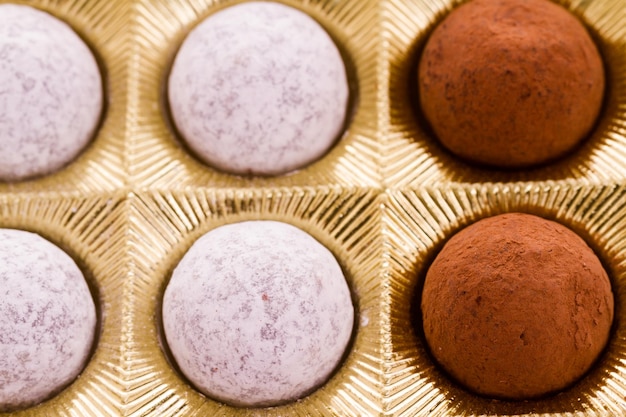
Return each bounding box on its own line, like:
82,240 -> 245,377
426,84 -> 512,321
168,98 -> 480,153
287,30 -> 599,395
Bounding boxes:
161,220 -> 354,407
417,0 -> 605,168
0,229 -> 97,412
167,1 -> 350,176
0,4 -> 104,182
419,213 -> 614,400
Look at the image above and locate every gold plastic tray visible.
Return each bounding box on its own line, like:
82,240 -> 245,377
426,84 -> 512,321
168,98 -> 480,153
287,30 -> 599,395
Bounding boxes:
1,0 -> 626,416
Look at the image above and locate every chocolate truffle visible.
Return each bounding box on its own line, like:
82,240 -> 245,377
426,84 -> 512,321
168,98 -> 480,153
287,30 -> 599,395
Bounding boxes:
0,229 -> 96,411
0,4 -> 103,181
168,1 -> 349,176
162,221 -> 354,407
418,0 -> 605,168
421,213 -> 614,400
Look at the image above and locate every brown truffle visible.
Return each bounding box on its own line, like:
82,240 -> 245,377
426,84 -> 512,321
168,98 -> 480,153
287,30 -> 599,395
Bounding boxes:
420,213 -> 614,400
418,0 -> 605,168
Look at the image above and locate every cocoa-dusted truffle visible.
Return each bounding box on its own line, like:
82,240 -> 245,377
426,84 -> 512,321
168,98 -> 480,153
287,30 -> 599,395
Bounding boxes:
162,221 -> 354,407
421,213 -> 614,400
0,229 -> 96,411
168,1 -> 349,176
418,0 -> 605,168
0,4 -> 103,181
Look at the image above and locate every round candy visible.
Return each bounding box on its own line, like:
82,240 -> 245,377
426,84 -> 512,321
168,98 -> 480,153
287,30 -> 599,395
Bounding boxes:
421,213 -> 614,399
0,229 -> 97,411
0,4 -> 102,181
162,221 -> 354,407
418,0 -> 605,168
0,4 -> 103,181
168,2 -> 349,176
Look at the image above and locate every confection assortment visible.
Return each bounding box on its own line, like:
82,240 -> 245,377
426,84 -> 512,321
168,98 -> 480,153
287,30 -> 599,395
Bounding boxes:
0,0 -> 625,415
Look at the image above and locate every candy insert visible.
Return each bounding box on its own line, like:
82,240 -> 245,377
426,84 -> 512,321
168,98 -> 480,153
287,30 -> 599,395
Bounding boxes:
141,189 -> 383,415
384,0 -> 626,186
1,0 -> 626,415
384,184 -> 626,415
0,0 -> 126,194
0,194 -> 122,416
131,0 -> 379,189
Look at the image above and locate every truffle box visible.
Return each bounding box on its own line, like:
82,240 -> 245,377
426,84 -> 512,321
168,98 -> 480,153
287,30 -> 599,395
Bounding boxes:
2,0 -> 626,416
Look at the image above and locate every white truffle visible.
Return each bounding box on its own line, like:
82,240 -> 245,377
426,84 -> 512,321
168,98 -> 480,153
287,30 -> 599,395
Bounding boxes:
0,4 -> 103,181
0,229 -> 97,412
162,221 -> 354,407
168,1 -> 349,176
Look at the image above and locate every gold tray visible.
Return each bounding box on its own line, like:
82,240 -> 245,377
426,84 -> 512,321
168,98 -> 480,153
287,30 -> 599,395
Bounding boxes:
1,0 -> 626,416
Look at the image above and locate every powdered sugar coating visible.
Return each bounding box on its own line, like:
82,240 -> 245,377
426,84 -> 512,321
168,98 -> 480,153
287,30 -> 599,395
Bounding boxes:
0,229 -> 96,412
168,1 -> 349,176
0,4 -> 103,181
162,221 -> 354,407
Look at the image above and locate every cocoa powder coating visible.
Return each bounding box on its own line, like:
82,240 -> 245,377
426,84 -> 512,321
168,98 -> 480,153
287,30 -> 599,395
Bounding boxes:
421,213 -> 614,400
418,0 -> 605,168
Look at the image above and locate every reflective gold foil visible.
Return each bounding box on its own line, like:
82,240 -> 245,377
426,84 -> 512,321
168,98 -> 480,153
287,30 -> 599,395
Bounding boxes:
0,0 -> 625,416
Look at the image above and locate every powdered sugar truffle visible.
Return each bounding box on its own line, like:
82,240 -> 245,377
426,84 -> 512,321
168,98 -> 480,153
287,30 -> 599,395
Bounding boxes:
0,4 -> 103,181
162,221 -> 354,407
168,1 -> 349,176
0,229 -> 97,411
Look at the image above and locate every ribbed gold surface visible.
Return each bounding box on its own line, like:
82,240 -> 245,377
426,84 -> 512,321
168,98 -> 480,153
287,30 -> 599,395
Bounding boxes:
1,0 -> 626,416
